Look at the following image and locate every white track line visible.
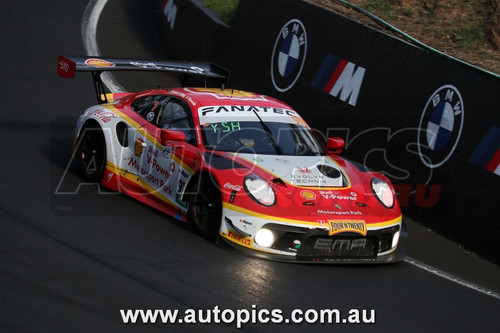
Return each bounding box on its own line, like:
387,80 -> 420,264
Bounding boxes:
82,0 -> 125,93
405,257 -> 500,301
80,0 -> 500,303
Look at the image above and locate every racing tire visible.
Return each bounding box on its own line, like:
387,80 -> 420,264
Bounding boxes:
188,177 -> 222,240
75,125 -> 107,182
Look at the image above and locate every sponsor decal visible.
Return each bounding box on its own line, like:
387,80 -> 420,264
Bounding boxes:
134,139 -> 145,157
163,184 -> 173,196
239,219 -> 253,226
335,204 -> 342,210
317,220 -> 327,227
328,220 -> 367,236
356,202 -> 367,207
317,209 -> 363,216
417,84 -> 465,168
271,19 -> 307,92
58,56 -> 74,77
128,158 -> 167,189
175,193 -> 188,208
314,238 -> 368,251
227,230 -> 253,247
92,109 -> 116,123
162,0 -> 177,29
224,182 -> 243,192
130,61 -> 205,75
162,147 -> 172,158
296,167 -> 311,173
85,58 -> 115,68
290,173 -> 326,185
311,53 -> 366,107
59,60 -> 69,72
199,105 -> 298,117
292,240 -> 301,249
469,125 -> 500,176
148,146 -> 159,158
300,190 -> 316,200
146,111 -> 155,122
107,172 -> 114,183
302,201 -> 315,206
319,190 -> 356,201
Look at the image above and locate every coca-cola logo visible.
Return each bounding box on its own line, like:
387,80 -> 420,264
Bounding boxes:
224,182 -> 242,191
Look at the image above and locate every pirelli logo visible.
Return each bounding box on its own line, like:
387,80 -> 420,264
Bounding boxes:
328,220 -> 367,236
227,230 -> 253,247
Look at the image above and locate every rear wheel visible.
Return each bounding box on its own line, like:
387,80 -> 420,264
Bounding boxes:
188,177 -> 222,239
75,125 -> 107,182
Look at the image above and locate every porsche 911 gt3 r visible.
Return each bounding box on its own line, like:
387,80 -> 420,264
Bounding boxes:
58,55 -> 405,263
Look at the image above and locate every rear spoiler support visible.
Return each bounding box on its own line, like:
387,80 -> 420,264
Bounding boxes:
57,55 -> 230,104
92,71 -> 108,104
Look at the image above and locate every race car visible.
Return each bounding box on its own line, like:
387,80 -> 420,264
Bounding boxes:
58,55 -> 405,263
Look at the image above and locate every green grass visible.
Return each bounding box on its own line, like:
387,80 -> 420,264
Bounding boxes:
360,0 -> 399,20
202,0 -> 239,24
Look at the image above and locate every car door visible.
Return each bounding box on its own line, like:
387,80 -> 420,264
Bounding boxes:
156,97 -> 198,211
133,95 -> 198,213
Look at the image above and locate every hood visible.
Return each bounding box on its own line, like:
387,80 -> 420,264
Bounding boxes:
234,153 -> 345,188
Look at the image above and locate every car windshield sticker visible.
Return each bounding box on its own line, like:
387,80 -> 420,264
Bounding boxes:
206,122 -> 242,133
198,105 -> 300,124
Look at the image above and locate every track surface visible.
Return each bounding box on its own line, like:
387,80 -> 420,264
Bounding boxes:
1,1 -> 499,331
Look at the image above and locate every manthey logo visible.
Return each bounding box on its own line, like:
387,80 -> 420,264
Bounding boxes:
270,19 -> 307,92
311,53 -> 366,107
417,84 -> 465,168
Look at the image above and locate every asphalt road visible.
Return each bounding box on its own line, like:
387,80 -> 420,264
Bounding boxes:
1,0 -> 499,332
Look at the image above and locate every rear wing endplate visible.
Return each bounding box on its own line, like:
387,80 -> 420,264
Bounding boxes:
57,55 -> 229,103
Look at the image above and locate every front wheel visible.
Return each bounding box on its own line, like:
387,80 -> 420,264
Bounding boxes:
188,177 -> 222,239
75,125 -> 107,182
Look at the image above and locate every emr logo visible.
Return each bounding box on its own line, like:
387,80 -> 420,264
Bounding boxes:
311,54 -> 366,107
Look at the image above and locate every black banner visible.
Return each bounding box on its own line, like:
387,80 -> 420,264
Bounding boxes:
159,0 -> 500,264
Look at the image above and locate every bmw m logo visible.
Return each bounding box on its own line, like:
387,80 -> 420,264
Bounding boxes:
417,84 -> 465,168
271,19 -> 307,92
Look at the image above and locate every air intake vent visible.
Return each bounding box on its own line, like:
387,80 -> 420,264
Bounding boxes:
204,152 -> 245,170
317,164 -> 341,178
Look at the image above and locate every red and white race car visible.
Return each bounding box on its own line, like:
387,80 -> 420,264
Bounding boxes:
58,55 -> 404,263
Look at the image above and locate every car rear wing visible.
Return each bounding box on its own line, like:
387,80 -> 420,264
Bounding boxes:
57,55 -> 229,103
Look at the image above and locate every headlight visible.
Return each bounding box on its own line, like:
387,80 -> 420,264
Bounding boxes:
371,178 -> 394,208
244,174 -> 276,206
255,228 -> 275,247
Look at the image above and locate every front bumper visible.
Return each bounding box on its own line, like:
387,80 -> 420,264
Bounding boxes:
219,207 -> 405,264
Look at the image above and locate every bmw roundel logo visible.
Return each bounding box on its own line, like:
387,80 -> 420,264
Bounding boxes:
271,19 -> 307,92
417,84 -> 465,168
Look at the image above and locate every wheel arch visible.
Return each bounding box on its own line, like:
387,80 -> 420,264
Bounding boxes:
181,169 -> 221,203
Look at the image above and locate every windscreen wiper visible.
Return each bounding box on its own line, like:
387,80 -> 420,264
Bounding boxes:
250,109 -> 283,155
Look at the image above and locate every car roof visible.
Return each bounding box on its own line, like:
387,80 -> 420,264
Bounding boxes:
168,87 -> 292,109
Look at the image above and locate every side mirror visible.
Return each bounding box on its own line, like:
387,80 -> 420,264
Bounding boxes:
161,129 -> 186,145
326,137 -> 345,154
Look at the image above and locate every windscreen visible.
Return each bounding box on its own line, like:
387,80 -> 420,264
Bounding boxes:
201,121 -> 326,156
